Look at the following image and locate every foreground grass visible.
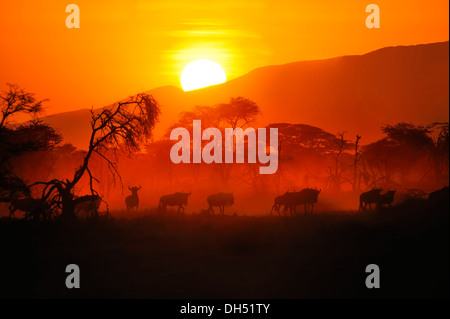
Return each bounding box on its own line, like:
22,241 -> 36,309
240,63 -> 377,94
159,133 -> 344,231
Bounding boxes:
0,201 -> 448,299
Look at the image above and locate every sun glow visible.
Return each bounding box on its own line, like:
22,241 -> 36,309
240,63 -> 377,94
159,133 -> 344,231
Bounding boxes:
180,59 -> 227,91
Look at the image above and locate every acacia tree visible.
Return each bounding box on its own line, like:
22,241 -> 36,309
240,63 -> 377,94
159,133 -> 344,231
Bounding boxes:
0,84 -> 59,202
35,93 -> 160,221
428,122 -> 449,185
266,123 -> 350,191
0,83 -> 46,127
217,97 -> 260,187
217,97 -> 260,130
361,122 -> 435,189
167,97 -> 260,188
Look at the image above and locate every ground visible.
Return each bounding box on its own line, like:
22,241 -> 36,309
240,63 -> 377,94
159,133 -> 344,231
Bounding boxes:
0,200 -> 448,299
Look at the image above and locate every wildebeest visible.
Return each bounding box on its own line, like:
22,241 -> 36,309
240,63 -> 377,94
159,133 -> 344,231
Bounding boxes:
378,190 -> 396,208
9,196 -> 42,219
207,192 -> 234,215
9,194 -> 52,220
359,188 -> 383,211
270,191 -> 292,216
301,187 -> 321,214
125,185 -> 141,210
159,192 -> 191,214
74,194 -> 101,219
275,187 -> 321,216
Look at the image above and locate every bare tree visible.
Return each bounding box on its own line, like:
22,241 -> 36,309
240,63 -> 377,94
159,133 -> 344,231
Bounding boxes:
352,135 -> 362,192
328,131 -> 352,190
33,93 -> 160,221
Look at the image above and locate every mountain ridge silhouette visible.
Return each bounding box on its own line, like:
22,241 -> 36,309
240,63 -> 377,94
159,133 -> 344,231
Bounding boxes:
38,41 -> 449,150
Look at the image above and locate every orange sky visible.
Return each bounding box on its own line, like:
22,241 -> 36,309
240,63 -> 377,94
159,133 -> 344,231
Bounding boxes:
0,0 -> 448,115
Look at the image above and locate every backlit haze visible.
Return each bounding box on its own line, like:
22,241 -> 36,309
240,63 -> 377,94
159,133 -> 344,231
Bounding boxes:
0,0 -> 448,115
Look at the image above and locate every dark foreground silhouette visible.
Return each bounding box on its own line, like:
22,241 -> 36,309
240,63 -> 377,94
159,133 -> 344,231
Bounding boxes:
0,199 -> 448,299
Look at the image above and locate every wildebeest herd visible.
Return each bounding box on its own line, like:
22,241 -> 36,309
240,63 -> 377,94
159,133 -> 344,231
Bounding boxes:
4,184 -> 448,219
8,193 -> 102,220
123,185 -> 390,216
126,187 -> 203,216
126,189 -> 234,216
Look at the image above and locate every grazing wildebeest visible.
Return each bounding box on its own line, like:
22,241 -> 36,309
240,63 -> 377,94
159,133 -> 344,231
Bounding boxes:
378,190 -> 396,208
9,196 -> 41,218
270,192 -> 292,216
207,192 -> 234,215
125,185 -> 141,210
359,188 -> 383,211
301,187 -> 321,214
159,192 -> 191,214
275,191 -> 305,216
281,187 -> 321,216
74,194 -> 102,219
9,195 -> 50,220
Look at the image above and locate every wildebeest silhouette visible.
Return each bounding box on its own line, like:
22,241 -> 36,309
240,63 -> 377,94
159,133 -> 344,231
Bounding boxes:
159,191 -> 191,214
125,186 -> 141,210
273,187 -> 321,216
9,196 -> 42,219
207,192 -> 234,215
270,191 -> 293,216
74,194 -> 102,219
378,190 -> 396,208
359,188 -> 383,211
295,187 -> 321,214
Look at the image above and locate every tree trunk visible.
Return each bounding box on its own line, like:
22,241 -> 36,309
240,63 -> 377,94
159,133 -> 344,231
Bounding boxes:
59,191 -> 78,223
352,135 -> 361,192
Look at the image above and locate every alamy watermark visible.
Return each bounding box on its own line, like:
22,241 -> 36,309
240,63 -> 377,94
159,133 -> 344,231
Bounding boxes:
366,4 -> 380,29
65,264 -> 80,289
64,4 -> 380,30
65,4 -> 80,29
169,120 -> 279,175
365,264 -> 380,288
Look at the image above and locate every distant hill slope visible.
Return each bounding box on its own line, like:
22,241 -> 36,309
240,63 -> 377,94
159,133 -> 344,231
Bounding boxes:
40,42 -> 449,149
40,109 -> 93,150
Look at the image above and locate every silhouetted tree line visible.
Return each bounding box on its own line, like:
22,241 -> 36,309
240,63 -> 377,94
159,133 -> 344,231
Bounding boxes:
361,122 -> 449,190
1,84 -> 160,221
0,84 -> 448,220
0,84 -> 60,201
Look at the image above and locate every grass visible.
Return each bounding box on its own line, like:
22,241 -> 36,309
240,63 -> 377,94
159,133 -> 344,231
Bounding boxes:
0,200 -> 448,299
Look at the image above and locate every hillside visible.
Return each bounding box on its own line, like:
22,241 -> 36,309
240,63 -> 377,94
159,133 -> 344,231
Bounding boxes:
39,42 -> 449,149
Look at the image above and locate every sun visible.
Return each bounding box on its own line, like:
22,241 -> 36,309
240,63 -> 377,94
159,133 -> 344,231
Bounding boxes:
180,59 -> 226,91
